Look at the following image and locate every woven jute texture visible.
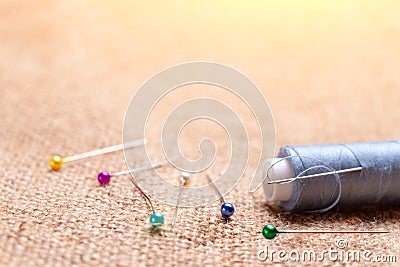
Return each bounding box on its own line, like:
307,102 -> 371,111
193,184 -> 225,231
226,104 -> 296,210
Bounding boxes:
1,1 -> 400,266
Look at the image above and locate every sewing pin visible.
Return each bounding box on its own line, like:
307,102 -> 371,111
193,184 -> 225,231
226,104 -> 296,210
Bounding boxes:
97,160 -> 171,185
49,139 -> 146,171
262,224 -> 389,239
171,172 -> 190,226
128,175 -> 165,227
206,174 -> 235,219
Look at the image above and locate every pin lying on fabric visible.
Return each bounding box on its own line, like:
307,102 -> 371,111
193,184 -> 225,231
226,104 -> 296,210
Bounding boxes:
206,174 -> 235,219
129,176 -> 165,227
97,160 -> 171,185
49,139 -> 146,171
171,172 -> 190,226
262,224 -> 389,239
98,160 -> 172,226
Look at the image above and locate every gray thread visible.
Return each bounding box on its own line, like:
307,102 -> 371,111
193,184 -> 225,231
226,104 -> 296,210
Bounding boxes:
268,141 -> 400,212
266,155 -> 341,212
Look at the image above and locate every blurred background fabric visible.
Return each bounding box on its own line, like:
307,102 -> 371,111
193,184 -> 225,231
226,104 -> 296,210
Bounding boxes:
1,1 -> 400,266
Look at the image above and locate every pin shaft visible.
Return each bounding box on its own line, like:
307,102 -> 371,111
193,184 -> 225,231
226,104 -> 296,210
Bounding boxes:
130,177 -> 155,213
171,176 -> 187,226
279,230 -> 389,234
63,139 -> 146,163
206,174 -> 225,203
267,167 -> 363,185
111,160 -> 170,177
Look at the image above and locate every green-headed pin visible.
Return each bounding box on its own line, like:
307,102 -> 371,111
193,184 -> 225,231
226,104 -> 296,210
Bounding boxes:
262,224 -> 389,240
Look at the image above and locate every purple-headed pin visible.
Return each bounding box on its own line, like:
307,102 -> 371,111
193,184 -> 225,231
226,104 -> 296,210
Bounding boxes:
97,160 -> 171,185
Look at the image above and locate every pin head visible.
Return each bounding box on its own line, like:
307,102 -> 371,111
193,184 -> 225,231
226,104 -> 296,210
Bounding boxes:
221,202 -> 235,218
98,171 -> 111,185
150,212 -> 164,227
262,224 -> 278,239
50,155 -> 63,171
180,172 -> 190,186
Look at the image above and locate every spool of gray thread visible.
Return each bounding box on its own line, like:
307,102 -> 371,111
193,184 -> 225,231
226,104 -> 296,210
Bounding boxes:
263,141 -> 400,212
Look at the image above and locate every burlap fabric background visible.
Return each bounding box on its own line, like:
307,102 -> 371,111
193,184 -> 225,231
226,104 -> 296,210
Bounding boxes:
1,1 -> 400,266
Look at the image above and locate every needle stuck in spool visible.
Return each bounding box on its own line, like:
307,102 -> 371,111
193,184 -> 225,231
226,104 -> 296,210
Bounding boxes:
266,166 -> 363,185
